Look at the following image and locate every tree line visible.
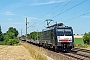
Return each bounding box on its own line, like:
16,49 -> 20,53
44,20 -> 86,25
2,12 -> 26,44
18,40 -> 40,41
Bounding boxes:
22,32 -> 40,40
0,25 -> 19,45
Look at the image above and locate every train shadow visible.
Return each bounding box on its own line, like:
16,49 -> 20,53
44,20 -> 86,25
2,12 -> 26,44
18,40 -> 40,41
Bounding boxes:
46,47 -> 78,53
47,47 -> 77,54
67,50 -> 78,53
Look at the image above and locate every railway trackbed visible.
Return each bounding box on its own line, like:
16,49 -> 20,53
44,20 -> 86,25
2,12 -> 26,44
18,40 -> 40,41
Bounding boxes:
48,49 -> 90,60
62,51 -> 90,60
59,48 -> 90,60
21,41 -> 90,60
42,47 -> 90,60
67,48 -> 90,60
72,48 -> 90,53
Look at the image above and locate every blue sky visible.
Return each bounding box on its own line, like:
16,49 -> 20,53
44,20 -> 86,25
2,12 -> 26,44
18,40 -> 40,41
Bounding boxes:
0,0 -> 90,36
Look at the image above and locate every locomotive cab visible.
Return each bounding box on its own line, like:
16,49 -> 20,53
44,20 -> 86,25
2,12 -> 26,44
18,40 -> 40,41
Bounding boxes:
55,26 -> 74,51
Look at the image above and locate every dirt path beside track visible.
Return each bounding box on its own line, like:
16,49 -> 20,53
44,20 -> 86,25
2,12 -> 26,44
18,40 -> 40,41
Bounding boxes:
0,45 -> 34,60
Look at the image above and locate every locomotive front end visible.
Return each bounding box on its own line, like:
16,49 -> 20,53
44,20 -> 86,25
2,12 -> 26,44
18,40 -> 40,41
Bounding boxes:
56,27 -> 74,51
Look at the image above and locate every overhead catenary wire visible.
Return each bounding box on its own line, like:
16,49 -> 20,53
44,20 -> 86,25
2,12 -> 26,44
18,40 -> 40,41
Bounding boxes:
28,0 -> 89,32
36,1 -> 71,27
63,8 -> 90,22
84,7 -> 90,14
59,6 -> 90,21
62,7 -> 90,22
52,0 -> 72,15
38,2 -> 63,20
34,0 -> 88,30
52,0 -> 88,18
44,2 -> 63,16
36,0 -> 72,26
29,2 -> 64,29
29,0 -> 83,28
28,22 -> 36,28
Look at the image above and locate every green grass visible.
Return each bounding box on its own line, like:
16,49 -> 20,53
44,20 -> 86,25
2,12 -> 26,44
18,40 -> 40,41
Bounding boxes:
0,41 -> 5,45
74,38 -> 84,45
74,38 -> 88,48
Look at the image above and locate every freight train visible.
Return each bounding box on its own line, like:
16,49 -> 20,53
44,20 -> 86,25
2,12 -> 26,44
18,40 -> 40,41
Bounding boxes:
20,23 -> 74,51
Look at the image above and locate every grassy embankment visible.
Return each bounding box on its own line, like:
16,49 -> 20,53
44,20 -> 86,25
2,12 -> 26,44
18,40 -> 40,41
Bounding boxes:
21,42 -> 47,60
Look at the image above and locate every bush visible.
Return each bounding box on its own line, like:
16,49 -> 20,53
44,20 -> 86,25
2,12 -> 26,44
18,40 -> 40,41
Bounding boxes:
5,38 -> 19,45
0,41 -> 5,45
83,32 -> 90,45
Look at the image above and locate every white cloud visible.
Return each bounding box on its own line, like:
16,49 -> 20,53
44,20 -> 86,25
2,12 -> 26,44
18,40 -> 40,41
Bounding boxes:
4,12 -> 15,16
28,17 -> 42,22
21,16 -> 39,22
22,16 -> 42,22
22,15 -> 42,20
29,17 -> 40,20
30,0 -> 68,6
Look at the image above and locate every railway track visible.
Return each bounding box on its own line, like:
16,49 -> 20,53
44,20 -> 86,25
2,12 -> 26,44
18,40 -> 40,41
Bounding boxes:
68,48 -> 90,60
39,46 -> 90,60
48,48 -> 90,60
63,50 -> 90,60
72,48 -> 90,53
21,40 -> 90,60
57,48 -> 90,60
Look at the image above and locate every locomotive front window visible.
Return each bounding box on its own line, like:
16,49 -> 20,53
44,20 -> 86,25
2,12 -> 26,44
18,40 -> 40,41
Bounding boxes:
57,29 -> 72,36
65,29 -> 71,32
57,29 -> 64,32
64,29 -> 72,36
57,29 -> 64,36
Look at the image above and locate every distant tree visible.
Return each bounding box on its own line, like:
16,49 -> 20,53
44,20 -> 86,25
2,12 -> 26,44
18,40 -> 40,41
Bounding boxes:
0,25 -> 4,41
30,32 -> 40,40
27,34 -> 30,39
7,27 -> 18,37
21,35 -> 26,39
83,32 -> 90,45
4,27 -> 19,45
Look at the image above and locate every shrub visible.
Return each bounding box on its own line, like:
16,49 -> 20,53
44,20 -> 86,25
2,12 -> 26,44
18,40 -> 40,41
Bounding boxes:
83,32 -> 90,45
0,41 -> 5,45
6,38 -> 19,45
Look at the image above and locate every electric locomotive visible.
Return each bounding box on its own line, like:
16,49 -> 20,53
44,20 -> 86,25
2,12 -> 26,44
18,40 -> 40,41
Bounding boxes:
39,23 -> 74,51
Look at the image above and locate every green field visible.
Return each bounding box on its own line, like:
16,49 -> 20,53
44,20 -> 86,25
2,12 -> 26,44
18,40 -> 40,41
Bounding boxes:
74,38 -> 84,45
